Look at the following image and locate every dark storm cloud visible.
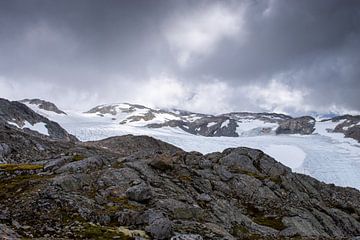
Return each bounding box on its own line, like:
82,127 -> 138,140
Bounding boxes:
0,0 -> 359,113
186,0 -> 360,111
0,0 -> 174,86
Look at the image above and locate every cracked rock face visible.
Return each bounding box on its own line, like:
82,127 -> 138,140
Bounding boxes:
1,127 -> 360,239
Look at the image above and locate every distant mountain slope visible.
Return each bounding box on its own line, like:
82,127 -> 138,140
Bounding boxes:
325,115 -> 360,142
20,98 -> 67,115
17,99 -> 360,144
85,103 -> 316,137
0,98 -> 76,142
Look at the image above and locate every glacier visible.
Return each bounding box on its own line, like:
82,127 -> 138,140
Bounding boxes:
23,102 -> 360,190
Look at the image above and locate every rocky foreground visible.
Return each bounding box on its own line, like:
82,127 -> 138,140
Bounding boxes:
1,120 -> 360,239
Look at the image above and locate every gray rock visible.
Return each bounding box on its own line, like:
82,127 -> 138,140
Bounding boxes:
117,209 -> 142,225
55,156 -> 104,173
126,183 -> 153,203
0,224 -> 20,239
197,193 -> 211,202
0,143 -> 10,156
149,154 -> 174,170
214,165 -> 233,181
276,116 -> 315,135
171,234 -> 203,240
219,151 -> 259,174
143,209 -> 173,239
44,157 -> 69,171
145,217 -> 172,239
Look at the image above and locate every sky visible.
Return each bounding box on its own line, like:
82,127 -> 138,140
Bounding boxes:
0,0 -> 360,115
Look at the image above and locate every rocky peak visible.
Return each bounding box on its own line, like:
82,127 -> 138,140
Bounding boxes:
0,98 -> 76,142
85,103 -> 148,116
20,98 -> 67,115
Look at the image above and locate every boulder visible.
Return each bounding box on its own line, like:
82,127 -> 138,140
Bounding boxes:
126,183 -> 153,203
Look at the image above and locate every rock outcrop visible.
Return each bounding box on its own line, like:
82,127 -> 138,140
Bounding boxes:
330,115 -> 360,142
1,125 -> 360,239
276,116 -> 316,135
148,116 -> 239,137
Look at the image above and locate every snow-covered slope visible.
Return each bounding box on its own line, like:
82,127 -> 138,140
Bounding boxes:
7,120 -> 49,136
23,100 -> 360,190
0,98 -> 75,141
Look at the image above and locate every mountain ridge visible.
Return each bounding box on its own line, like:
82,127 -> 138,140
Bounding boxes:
19,98 -> 360,143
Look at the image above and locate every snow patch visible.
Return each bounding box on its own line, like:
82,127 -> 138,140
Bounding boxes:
236,119 -> 278,136
7,120 -> 49,136
221,120 -> 230,128
207,122 -> 217,128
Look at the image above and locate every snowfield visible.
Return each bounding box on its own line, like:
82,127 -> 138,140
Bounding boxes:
8,120 -> 49,136
24,102 -> 360,190
263,145 -> 306,170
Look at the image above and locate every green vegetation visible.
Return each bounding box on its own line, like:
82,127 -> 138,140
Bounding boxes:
231,224 -> 268,240
252,216 -> 285,230
0,174 -> 48,199
240,170 -> 267,181
240,170 -> 282,184
105,205 -> 120,213
109,196 -> 144,211
79,224 -> 149,240
232,224 -> 249,235
80,224 -> 128,240
270,176 -> 282,184
178,175 -> 192,182
0,163 -> 43,171
112,161 -> 125,169
72,154 -> 86,161
245,204 -> 285,231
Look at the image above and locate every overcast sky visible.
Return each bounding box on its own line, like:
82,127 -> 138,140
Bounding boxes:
0,0 -> 359,114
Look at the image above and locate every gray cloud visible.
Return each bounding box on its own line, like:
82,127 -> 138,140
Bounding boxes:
0,0 -> 359,114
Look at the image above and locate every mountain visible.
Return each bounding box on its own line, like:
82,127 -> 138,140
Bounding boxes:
16,99 -> 360,190
0,98 -> 76,143
22,100 -> 360,142
1,114 -> 360,239
84,103 -> 316,137
20,98 -> 67,115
